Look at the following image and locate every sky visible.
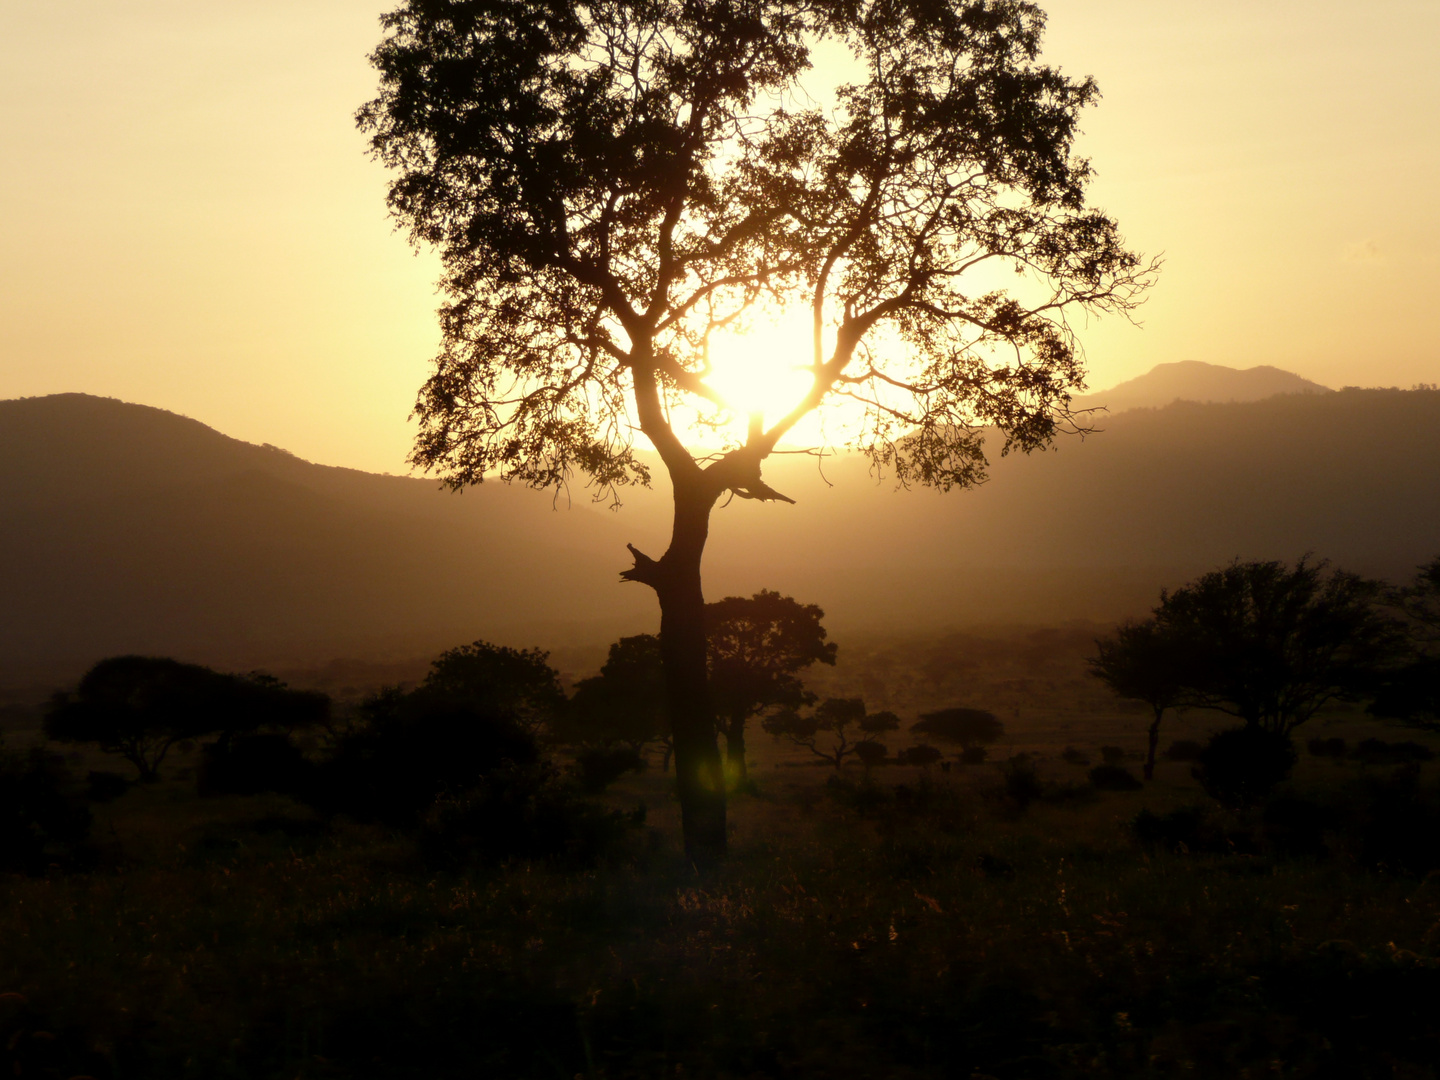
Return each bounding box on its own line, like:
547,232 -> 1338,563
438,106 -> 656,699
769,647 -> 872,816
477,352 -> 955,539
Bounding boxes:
2,0 -> 1437,475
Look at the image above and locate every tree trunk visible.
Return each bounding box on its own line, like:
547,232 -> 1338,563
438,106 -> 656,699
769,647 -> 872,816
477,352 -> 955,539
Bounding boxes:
725,717 -> 748,785
625,481 -> 727,862
1145,708 -> 1163,781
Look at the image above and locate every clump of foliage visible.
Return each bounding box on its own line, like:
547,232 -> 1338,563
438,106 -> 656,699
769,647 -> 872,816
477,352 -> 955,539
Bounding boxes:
0,747 -> 92,875
958,745 -> 989,765
1088,763 -> 1142,791
421,640 -> 566,734
46,656 -> 327,783
1352,738 -> 1435,764
1193,727 -> 1298,807
1370,556 -> 1440,726
763,698 -> 900,770
559,634 -> 672,769
1060,746 -> 1090,766
896,744 -> 943,770
572,744 -> 646,794
1164,739 -> 1205,762
910,707 -> 1003,750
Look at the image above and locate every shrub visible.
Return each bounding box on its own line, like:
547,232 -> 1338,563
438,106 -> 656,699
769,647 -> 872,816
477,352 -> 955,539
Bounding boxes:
959,745 -> 988,766
1099,745 -> 1126,764
1193,727 -> 1297,807
1088,763 -> 1142,791
1351,765 -> 1440,875
1164,739 -> 1205,762
198,733 -> 313,797
1353,739 -> 1435,765
996,755 -> 1042,813
853,740 -> 888,774
572,744 -> 646,794
1307,736 -> 1348,757
1060,746 -> 1090,766
910,707 -> 1003,748
0,749 -> 93,874
1133,806 -> 1227,854
897,744 -> 942,769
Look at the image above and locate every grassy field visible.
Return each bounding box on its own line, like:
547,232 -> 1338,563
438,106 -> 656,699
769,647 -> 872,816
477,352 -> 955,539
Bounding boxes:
4,633 -> 1440,1078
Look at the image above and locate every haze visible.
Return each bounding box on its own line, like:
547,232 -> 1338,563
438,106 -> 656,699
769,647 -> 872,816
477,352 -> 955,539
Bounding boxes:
2,0 -> 1437,474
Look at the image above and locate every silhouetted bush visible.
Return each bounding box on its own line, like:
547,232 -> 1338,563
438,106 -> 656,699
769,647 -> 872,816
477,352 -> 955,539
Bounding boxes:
1353,738 -> 1435,765
910,707 -> 1003,748
897,744 -> 942,769
1164,739 -> 1205,762
1099,745 -> 1126,765
1193,727 -> 1297,807
1060,746 -> 1090,766
1351,764 -> 1440,875
993,755 -> 1042,814
85,770 -> 129,802
958,745 -> 988,765
0,749 -> 93,874
418,763 -> 641,869
1133,806 -> 1229,854
572,743 -> 645,794
1088,763 -> 1142,791
198,733 -> 313,797
1307,736 -> 1348,757
853,740 -> 888,776
304,691 -> 540,827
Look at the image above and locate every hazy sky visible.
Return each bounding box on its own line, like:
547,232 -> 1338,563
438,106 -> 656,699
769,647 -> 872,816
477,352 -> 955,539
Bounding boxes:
3,1 -> 1437,474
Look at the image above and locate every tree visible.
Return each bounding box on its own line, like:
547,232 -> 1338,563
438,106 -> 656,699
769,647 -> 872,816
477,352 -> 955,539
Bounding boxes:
560,634 -> 674,770
421,641 -> 566,734
45,656 -> 326,783
706,590 -> 837,784
1371,556 -> 1440,726
897,743 -> 942,770
1151,558 -> 1401,736
910,707 -> 1003,751
764,697 -> 899,770
1089,620 -> 1189,780
360,0 -> 1152,858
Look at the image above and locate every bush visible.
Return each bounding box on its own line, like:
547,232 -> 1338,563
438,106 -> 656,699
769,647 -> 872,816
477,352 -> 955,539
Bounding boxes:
996,755 -> 1042,813
1353,739 -> 1435,765
572,744 -> 646,794
1164,739 -> 1205,762
1351,765 -> 1440,875
418,763 -> 641,869
959,745 -> 988,766
1088,763 -> 1142,791
1060,746 -> 1090,766
0,749 -> 93,874
897,744 -> 942,769
1099,745 -> 1126,765
1133,806 -> 1227,853
1192,727 -> 1297,807
1307,736 -> 1348,757
198,733 -> 313,797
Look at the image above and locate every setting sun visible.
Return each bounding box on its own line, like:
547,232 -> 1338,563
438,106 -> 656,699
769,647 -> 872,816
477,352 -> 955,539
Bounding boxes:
702,314 -> 817,437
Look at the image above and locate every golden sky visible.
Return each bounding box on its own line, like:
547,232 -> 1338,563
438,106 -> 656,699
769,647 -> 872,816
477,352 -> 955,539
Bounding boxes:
2,1 -> 1437,474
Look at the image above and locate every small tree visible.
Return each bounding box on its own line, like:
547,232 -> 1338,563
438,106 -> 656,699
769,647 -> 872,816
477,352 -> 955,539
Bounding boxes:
706,590 -> 837,784
1089,619 -> 1190,780
910,708 -> 1003,752
45,656 -> 325,783
421,641 -> 566,734
764,698 -> 899,770
897,744 -> 943,770
560,635 -> 673,770
854,739 -> 889,779
1371,556 -> 1440,726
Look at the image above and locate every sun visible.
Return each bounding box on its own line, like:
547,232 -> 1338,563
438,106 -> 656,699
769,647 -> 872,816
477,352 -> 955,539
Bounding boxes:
702,313 -> 817,439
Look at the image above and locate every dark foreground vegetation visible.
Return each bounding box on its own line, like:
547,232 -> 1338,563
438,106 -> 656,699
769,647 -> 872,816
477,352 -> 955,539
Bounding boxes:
3,556 -> 1440,1077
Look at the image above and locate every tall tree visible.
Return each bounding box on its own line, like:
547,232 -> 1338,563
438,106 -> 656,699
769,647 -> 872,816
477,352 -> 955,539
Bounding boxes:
359,0 -> 1152,858
560,634 -> 674,770
706,590 -> 837,783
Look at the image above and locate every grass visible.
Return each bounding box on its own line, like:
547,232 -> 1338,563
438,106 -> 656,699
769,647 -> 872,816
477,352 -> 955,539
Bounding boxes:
5,700 -> 1440,1077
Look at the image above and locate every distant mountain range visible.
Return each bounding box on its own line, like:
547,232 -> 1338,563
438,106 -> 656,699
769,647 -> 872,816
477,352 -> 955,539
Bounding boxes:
1070,360 -> 1331,414
3,369 -> 1437,682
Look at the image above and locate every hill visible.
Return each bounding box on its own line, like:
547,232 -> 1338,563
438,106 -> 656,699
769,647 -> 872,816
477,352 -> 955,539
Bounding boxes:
1071,360 -> 1331,414
3,386 -> 1439,683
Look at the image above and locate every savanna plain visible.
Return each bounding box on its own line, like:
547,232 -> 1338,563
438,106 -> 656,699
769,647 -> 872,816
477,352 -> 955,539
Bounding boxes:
4,625 -> 1439,1079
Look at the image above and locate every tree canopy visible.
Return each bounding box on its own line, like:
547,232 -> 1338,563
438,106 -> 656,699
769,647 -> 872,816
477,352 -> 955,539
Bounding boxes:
421,640 -> 566,733
360,0 -> 1152,857
910,707 -> 1003,747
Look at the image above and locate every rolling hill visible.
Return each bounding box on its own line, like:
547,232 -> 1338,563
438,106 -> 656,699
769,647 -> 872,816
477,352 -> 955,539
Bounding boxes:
3,380 -> 1438,683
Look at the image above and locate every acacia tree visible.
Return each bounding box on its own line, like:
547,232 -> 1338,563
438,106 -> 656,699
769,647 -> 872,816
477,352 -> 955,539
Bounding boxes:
360,0 -> 1152,858
707,590 -> 837,783
764,697 -> 900,769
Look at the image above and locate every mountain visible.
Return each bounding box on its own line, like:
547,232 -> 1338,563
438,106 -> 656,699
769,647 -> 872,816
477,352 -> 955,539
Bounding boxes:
1071,360 -> 1332,415
4,384 -> 1439,683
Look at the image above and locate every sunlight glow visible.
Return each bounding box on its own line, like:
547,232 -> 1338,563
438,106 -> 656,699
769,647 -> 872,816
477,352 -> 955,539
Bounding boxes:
703,312 -> 817,438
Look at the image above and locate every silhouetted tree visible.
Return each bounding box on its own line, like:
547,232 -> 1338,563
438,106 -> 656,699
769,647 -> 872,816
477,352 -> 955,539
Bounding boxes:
706,590 -> 837,784
1371,556 -> 1440,726
360,0 -> 1152,857
910,707 -> 1003,752
1193,726 -> 1297,807
764,698 -> 899,770
45,656 -> 325,783
854,739 -> 888,778
420,641 -> 566,734
897,743 -> 943,770
1089,619 -> 1190,780
561,635 -> 673,770
1151,558 -> 1400,736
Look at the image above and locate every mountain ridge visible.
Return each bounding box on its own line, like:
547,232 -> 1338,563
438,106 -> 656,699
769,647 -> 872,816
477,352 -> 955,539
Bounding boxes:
1071,360 -> 1332,415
